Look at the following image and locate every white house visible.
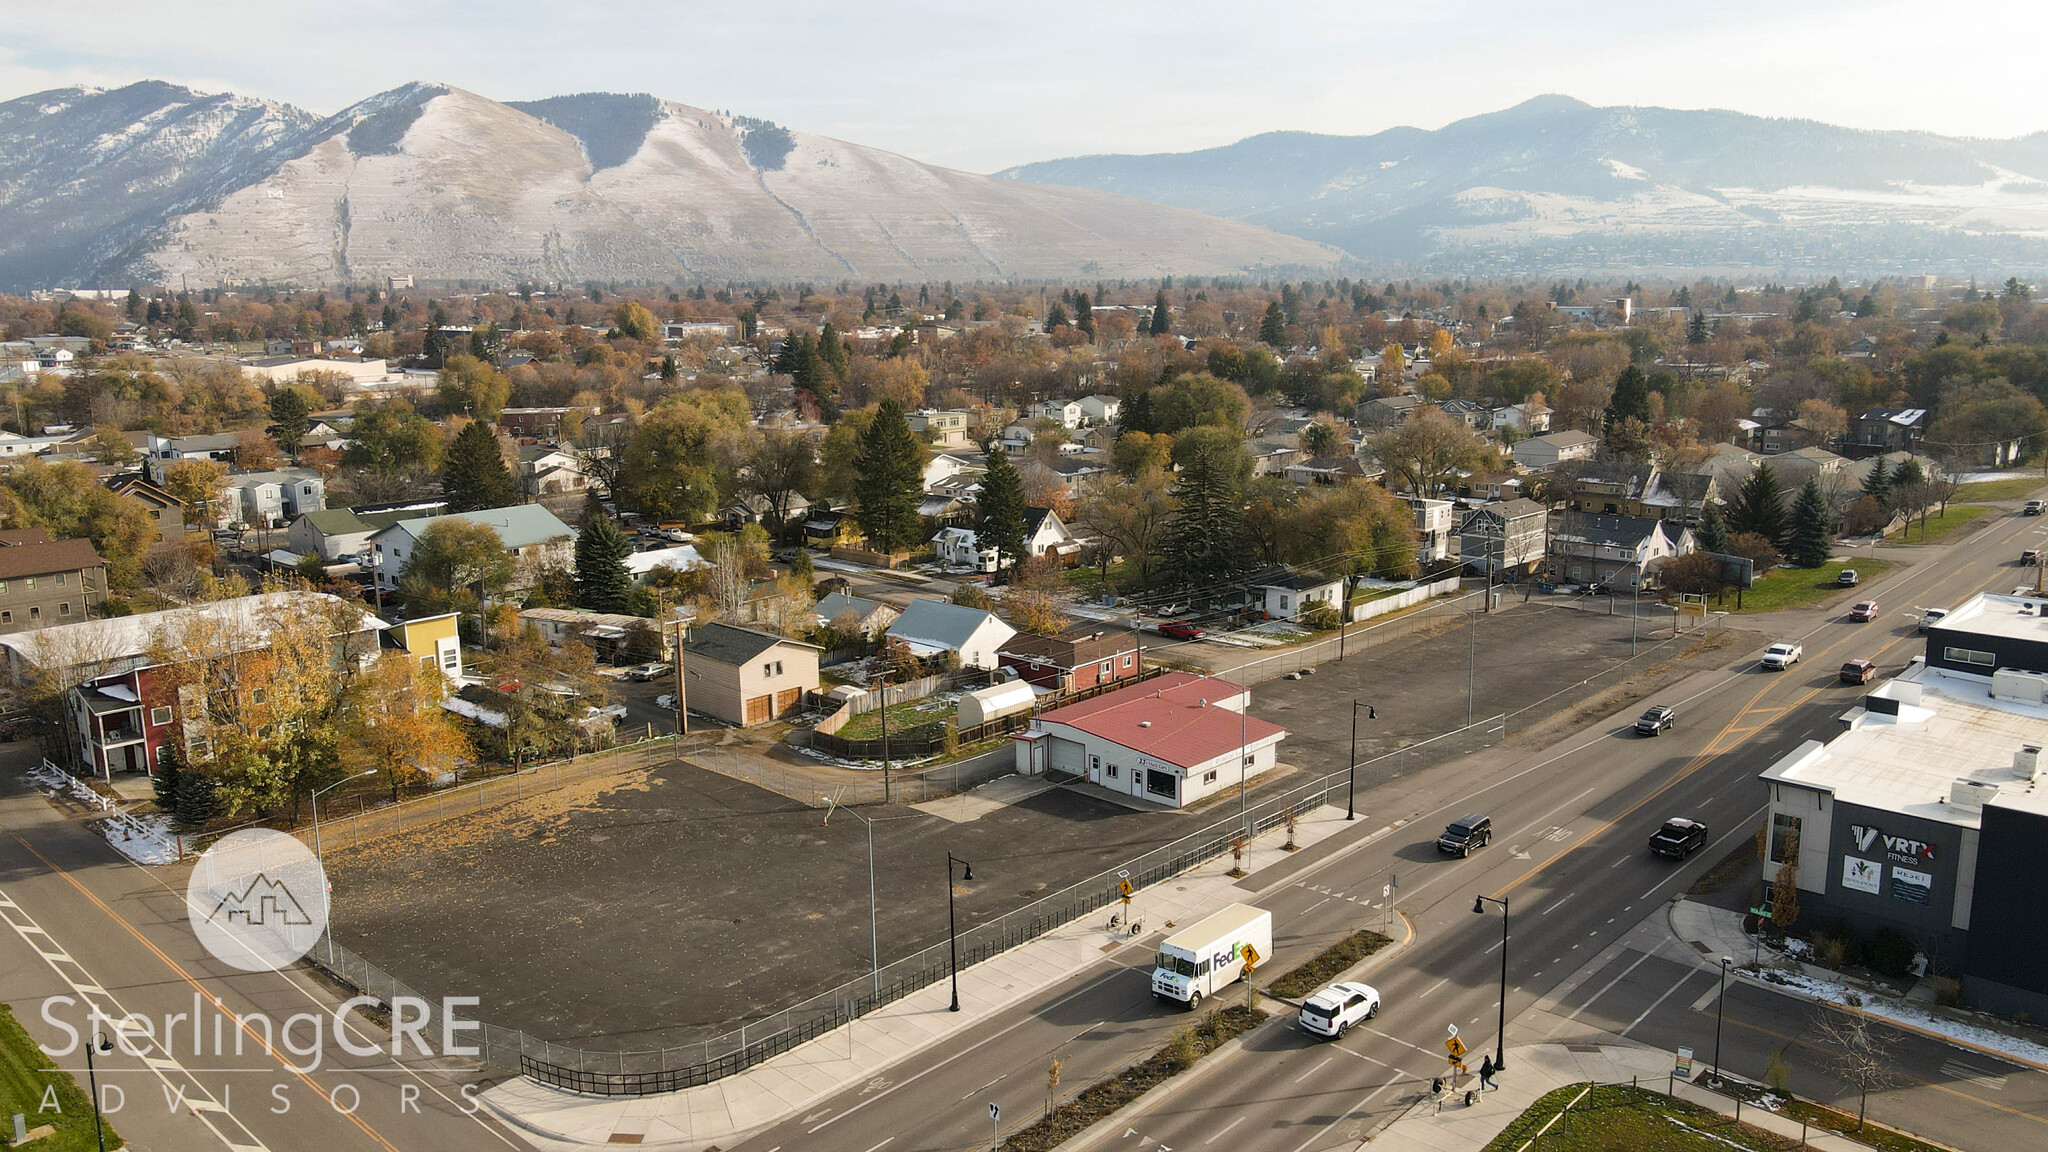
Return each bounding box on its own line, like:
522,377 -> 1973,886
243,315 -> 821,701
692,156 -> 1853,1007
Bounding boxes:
1249,570 -> 1346,621
1027,399 -> 1084,429
1490,403 -> 1552,434
1408,497 -> 1454,564
223,468 -> 326,529
369,504 -> 576,592
932,526 -> 998,571
517,446 -> 590,496
1010,672 -> 1288,808
1512,431 -> 1598,470
1078,395 -> 1121,426
884,599 -> 1016,670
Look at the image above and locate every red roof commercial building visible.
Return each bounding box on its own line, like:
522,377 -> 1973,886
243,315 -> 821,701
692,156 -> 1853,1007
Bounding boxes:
1012,672 -> 1287,808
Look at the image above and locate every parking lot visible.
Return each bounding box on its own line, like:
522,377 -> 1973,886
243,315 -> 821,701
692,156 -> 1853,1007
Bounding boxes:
324,594 -> 1744,1054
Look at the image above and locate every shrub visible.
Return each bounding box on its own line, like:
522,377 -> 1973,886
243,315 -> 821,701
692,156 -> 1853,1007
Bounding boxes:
1865,926 -> 1917,978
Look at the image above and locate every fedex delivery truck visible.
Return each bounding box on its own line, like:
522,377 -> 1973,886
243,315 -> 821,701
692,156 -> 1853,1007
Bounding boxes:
1150,903 -> 1272,1010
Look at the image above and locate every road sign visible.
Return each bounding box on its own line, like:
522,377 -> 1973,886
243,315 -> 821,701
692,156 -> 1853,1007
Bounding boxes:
1749,906 -> 1773,919
1241,944 -> 1260,969
1675,1046 -> 1694,1079
1446,1036 -> 1467,1060
1383,883 -> 1391,898
1446,1024 -> 1458,1037
1119,879 -> 1134,899
989,1101 -> 1000,1122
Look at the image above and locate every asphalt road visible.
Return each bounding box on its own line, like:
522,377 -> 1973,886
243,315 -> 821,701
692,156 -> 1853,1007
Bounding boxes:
732,499 -> 2048,1152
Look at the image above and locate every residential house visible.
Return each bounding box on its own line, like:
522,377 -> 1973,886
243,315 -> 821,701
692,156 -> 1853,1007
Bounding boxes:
1027,399 -> 1084,429
1459,499 -> 1547,576
144,432 -> 241,484
1767,446 -> 1852,490
1568,463 -> 1714,523
884,598 -> 1017,670
1284,456 -> 1369,486
1547,512 -> 1694,589
1356,394 -> 1426,430
385,612 -> 463,679
1702,443 -> 1765,493
625,545 -> 704,580
368,504 -> 576,592
1437,399 -> 1490,430
814,592 -> 899,637
105,476 -> 184,547
1077,395 -> 1121,426
0,591 -> 386,777
1247,436 -> 1305,477
801,507 -> 863,549
724,491 -> 811,528
497,407 -> 599,439
1490,403 -> 1552,435
519,607 -> 658,664
679,622 -> 821,726
1846,408 -> 1928,458
998,423 -> 1035,451
240,356 -> 392,386
518,446 -> 590,496
286,503 -> 443,563
221,468 -> 326,529
932,526 -> 997,571
998,626 -> 1142,693
907,409 -> 974,448
1010,672 -> 1286,807
1246,567 -> 1345,621
1512,430 -> 1597,470
1409,498 -> 1454,565
1043,455 -> 1111,496
923,452 -> 985,490
919,474 -> 984,524
0,530 -> 107,632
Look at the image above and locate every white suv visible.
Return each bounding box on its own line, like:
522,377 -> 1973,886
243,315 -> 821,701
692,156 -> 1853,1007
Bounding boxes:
1760,642 -> 1803,670
1297,981 -> 1380,1038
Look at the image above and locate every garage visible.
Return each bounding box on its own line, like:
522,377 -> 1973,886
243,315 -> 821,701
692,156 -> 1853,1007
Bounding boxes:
744,695 -> 772,725
774,687 -> 802,715
1047,735 -> 1086,775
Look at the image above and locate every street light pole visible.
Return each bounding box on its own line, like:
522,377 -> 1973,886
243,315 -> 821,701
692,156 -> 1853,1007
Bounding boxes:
1347,701 -> 1375,820
1632,572 -> 1642,657
1466,606 -> 1476,728
1712,956 -> 1732,1081
85,1030 -> 111,1152
310,769 -> 377,868
947,853 -> 973,1011
830,804 -> 882,1002
1472,895 -> 1510,1071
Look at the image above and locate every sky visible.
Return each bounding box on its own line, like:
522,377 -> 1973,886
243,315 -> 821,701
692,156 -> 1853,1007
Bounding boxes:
4,0 -> 2046,172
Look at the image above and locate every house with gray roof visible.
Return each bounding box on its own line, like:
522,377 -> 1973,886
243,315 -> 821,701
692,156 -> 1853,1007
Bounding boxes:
815,592 -> 899,637
680,622 -> 821,726
884,598 -> 1017,670
288,506 -> 435,561
367,504 -> 576,592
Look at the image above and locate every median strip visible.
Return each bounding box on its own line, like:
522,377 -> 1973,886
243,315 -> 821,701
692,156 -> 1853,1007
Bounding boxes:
1265,929 -> 1396,1001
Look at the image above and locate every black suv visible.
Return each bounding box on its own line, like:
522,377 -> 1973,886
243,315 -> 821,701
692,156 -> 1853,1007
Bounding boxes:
1649,818 -> 1709,859
1437,814 -> 1492,857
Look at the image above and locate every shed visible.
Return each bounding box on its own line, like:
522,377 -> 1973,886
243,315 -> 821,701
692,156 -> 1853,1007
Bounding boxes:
958,679 -> 1036,727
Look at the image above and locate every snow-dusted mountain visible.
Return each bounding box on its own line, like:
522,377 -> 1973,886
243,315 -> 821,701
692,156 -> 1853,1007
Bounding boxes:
1000,96 -> 2048,275
0,82 -> 1339,289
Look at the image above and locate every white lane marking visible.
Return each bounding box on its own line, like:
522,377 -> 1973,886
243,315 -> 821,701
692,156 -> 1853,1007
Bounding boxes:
1561,950 -> 1658,1026
1205,1115 -> 1246,1143
1329,1044 -> 1396,1069
1638,878 -> 1670,902
1356,1025 -> 1437,1057
1417,977 -> 1449,999
1285,1072 -> 1407,1152
1623,969 -> 1709,1037
1294,1055 -> 1334,1084
1543,893 -> 1574,915
1692,981 -> 1728,1012
1939,1059 -> 2009,1091
862,1139 -> 895,1152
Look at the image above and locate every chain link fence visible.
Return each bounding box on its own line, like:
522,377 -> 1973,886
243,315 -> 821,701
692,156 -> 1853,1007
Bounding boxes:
680,745 -> 1017,808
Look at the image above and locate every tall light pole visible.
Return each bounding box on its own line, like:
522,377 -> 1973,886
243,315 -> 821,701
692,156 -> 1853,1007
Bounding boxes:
1472,895 -> 1510,1071
947,854 -> 973,1012
310,769 -> 377,867
828,803 -> 882,1002
85,1030 -> 112,1152
1712,956 -> 1733,1081
1632,565 -> 1643,657
1347,701 -> 1375,820
1466,605 -> 1477,728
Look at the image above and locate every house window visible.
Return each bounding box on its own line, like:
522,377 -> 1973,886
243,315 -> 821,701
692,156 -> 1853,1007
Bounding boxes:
24,577 -> 33,589
59,603 -> 71,616
0,612 -> 9,624
1106,763 -> 1119,779
1279,595 -> 1291,610
150,707 -> 172,726
28,606 -> 38,619
763,660 -> 784,677
1202,769 -> 1218,784
1089,755 -> 1101,774
1122,654 -> 1134,668
1944,647 -> 1996,668
442,647 -> 459,670
1243,754 -> 1255,767
55,572 -> 66,585
303,485 -> 313,495
1099,661 -> 1112,677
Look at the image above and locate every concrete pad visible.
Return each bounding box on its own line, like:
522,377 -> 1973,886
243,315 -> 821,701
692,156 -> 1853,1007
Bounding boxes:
910,773 -> 1055,822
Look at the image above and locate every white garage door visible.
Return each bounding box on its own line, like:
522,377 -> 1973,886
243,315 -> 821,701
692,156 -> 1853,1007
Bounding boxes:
1048,736 -> 1086,774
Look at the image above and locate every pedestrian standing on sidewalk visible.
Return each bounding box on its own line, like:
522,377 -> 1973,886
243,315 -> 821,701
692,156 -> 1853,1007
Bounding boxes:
1480,1055 -> 1497,1090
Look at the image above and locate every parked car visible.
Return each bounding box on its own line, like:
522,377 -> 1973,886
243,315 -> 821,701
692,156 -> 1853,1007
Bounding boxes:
1156,603 -> 1189,618
584,703 -> 628,723
1919,608 -> 1949,632
2024,549 -> 2041,565
655,694 -> 679,711
1837,569 -> 1859,587
1648,817 -> 1709,859
1839,659 -> 1878,685
2025,500 -> 2044,516
1760,642 -> 1803,670
1634,705 -> 1676,735
1848,600 -> 1880,622
1436,814 -> 1492,857
1159,622 -> 1205,640
628,662 -> 672,682
1297,981 -> 1381,1038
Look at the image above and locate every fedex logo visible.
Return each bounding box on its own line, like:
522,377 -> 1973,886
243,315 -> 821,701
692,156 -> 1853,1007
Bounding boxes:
1849,824 -> 1935,862
1210,943 -> 1244,969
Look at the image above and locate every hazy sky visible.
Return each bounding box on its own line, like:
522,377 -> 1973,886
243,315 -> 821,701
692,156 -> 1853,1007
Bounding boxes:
5,1 -> 2044,172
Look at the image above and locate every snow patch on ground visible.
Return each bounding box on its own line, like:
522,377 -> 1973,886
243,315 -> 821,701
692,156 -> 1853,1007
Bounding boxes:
24,762 -> 184,864
1754,968 -> 2048,1067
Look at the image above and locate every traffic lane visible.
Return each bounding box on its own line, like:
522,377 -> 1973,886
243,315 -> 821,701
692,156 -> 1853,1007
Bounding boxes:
0,808 -> 526,1152
1624,978 -> 2048,1151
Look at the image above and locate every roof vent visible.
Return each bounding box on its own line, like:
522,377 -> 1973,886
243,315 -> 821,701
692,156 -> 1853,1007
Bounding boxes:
1197,698 -> 1207,708
2019,744 -> 2043,779
1139,720 -> 1152,728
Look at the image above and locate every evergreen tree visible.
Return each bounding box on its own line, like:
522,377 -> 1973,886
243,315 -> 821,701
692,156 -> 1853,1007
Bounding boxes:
1259,301 -> 1287,346
1161,435 -> 1250,586
1074,293 -> 1095,340
574,515 -> 635,612
1120,388 -> 1156,435
266,387 -> 314,459
1044,302 -> 1069,331
1687,311 -> 1710,345
853,399 -> 926,553
974,446 -> 1028,574
469,321 -> 505,363
1786,477 -> 1834,568
1696,501 -> 1730,554
1861,457 -> 1892,512
173,766 -> 220,832
441,420 -> 518,512
660,354 -> 679,384
152,741 -> 183,812
1727,463 -> 1787,545
1149,289 -> 1172,336
422,303 -> 451,367
818,323 -> 848,376
789,546 -> 814,584
1604,364 -> 1654,432
380,303 -> 399,332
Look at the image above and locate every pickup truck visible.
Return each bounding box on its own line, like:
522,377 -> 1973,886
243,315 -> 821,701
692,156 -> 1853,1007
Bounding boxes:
1649,818 -> 1709,859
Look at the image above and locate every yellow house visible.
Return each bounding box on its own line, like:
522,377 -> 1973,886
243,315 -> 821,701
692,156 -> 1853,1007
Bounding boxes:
388,612 -> 463,678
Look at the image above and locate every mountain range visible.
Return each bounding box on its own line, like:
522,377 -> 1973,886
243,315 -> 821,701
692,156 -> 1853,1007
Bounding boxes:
0,81 -> 1339,290
1000,96 -> 2048,276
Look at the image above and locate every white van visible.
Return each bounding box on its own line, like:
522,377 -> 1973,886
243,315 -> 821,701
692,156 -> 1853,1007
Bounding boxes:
1150,903 -> 1273,1010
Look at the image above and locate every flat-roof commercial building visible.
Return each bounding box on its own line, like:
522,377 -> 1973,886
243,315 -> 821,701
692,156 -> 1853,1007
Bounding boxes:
1759,592 -> 2048,1018
1012,673 -> 1286,808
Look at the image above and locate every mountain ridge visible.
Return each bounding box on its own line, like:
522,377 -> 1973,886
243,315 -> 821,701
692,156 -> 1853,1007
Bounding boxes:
0,80 -> 1339,289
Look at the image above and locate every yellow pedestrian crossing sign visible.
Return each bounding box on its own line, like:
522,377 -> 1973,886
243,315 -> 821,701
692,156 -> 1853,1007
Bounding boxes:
1241,944 -> 1260,973
1446,1036 -> 1467,1060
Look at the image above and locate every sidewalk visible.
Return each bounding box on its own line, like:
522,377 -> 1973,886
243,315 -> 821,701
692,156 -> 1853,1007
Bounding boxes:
1372,1042 -> 1875,1152
481,802 -> 1371,1150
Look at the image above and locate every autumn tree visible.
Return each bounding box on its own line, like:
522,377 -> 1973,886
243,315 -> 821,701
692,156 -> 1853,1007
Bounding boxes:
164,459 -> 230,528
0,459 -> 157,588
436,354 -> 513,421
618,390 -> 752,522
441,420 -> 518,512
340,652 -> 472,800
612,301 -> 660,344
399,519 -> 517,615
745,426 -> 820,529
1370,408 -> 1480,497
1080,468 -> 1174,583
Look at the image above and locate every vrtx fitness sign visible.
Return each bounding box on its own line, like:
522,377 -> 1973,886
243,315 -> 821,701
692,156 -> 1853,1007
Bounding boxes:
1849,824 -> 1938,868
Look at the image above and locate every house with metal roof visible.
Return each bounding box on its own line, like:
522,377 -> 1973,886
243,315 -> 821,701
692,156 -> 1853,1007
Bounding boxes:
367,504 -> 576,592
680,622 -> 821,726
1011,672 -> 1287,808
815,592 -> 898,637
884,599 -> 1016,670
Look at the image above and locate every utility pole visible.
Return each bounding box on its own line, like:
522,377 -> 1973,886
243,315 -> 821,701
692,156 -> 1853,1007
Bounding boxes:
670,615 -> 689,737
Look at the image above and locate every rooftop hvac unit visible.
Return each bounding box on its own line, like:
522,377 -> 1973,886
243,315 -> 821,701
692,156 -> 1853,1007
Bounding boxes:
1992,668 -> 2048,705
2018,744 -> 2043,779
1950,778 -> 2001,810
